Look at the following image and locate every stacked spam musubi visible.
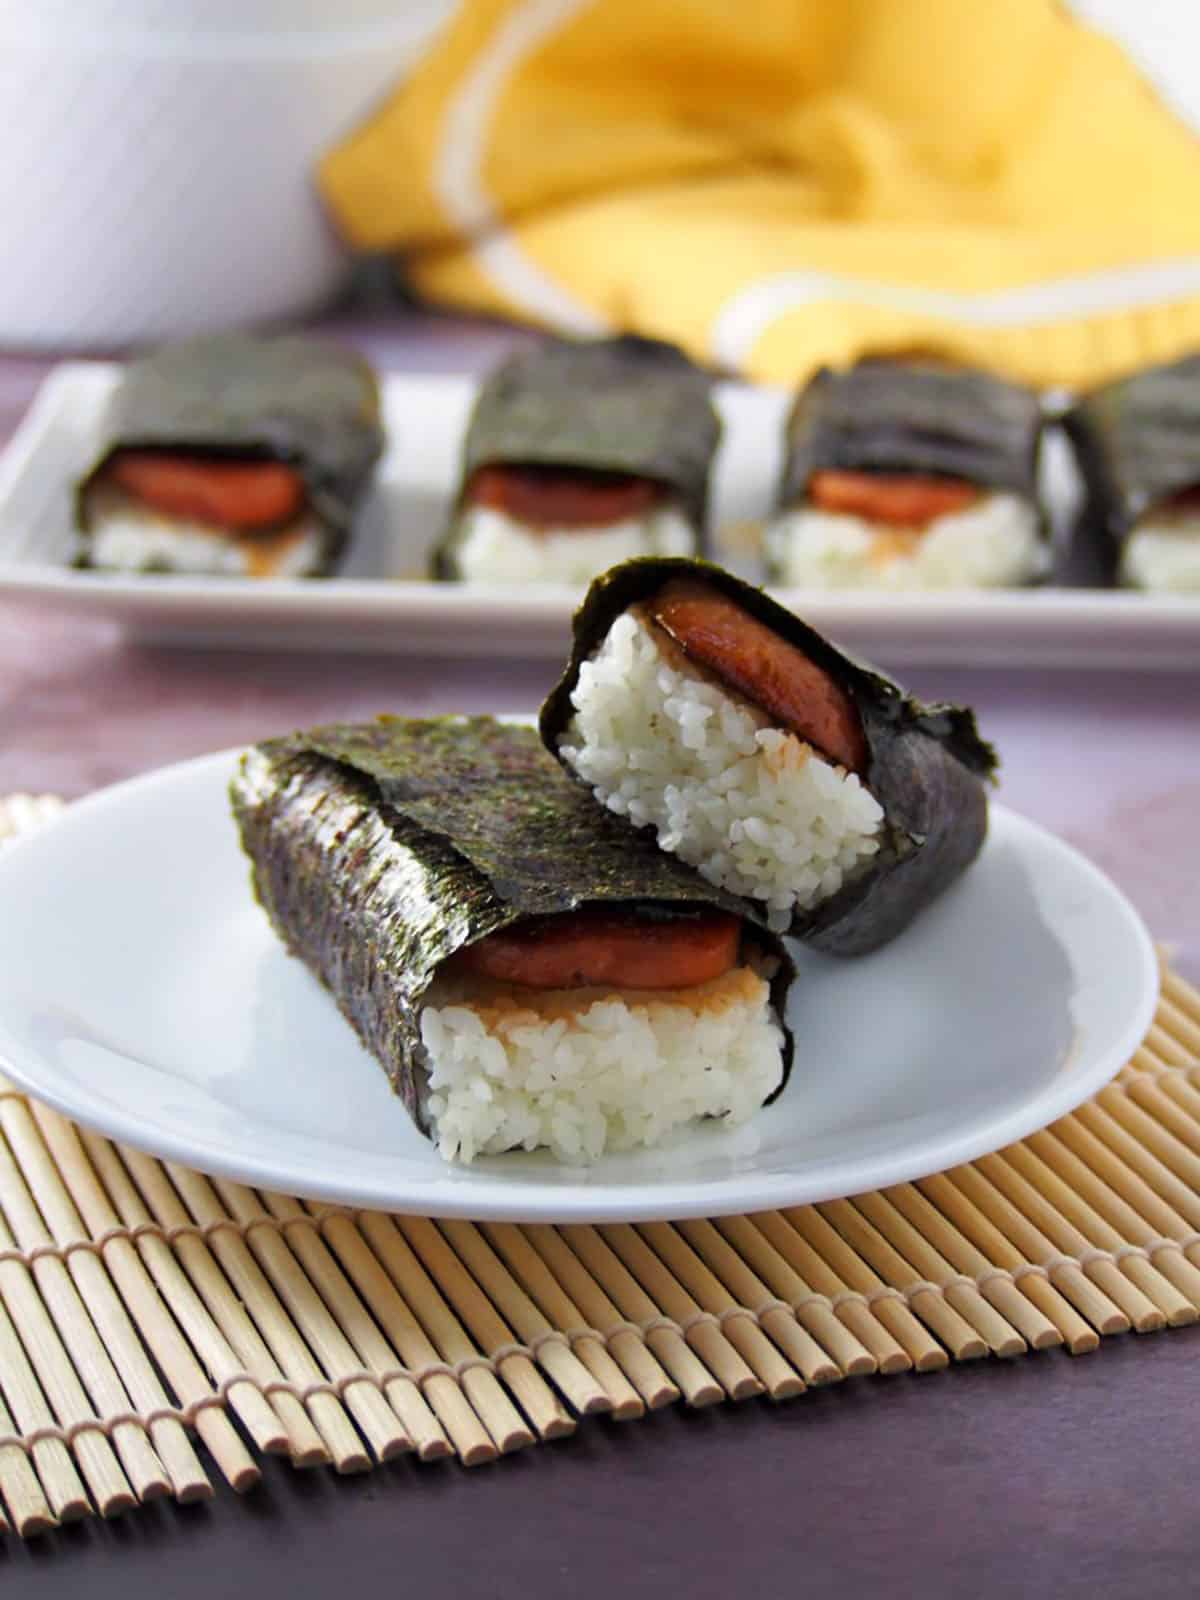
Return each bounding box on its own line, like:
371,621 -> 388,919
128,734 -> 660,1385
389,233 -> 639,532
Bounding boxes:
233,554 -> 996,1165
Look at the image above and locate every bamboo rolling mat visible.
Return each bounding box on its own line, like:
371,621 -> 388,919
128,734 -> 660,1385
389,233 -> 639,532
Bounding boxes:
0,793 -> 1199,1539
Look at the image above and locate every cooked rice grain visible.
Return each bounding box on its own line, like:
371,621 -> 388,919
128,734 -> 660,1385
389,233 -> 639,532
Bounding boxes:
451,504 -> 694,584
86,488 -> 325,577
422,968 -> 784,1164
766,492 -> 1044,589
559,612 -> 884,930
1121,521 -> 1200,592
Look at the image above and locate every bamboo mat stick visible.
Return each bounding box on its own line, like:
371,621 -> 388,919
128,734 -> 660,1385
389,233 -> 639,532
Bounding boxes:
307,1206 -> 496,1465
712,1214 -> 875,1377
259,1197 -> 451,1461
817,1199 -> 987,1362
918,1173 -> 1100,1352
1017,1139 -> 1196,1324
0,1208 -> 134,1516
209,1180 -> 410,1464
439,1220 -> 610,1418
1161,968 -> 1200,1030
1136,1072 -> 1200,1149
404,1219 -> 575,1441
1137,1031 -> 1189,1073
80,1135 -> 321,1470
1130,1046 -> 1169,1077
1047,1115 -> 1200,1302
784,1207 -> 948,1371
951,1160 -> 1133,1336
219,1190 -> 416,1465
358,1213 -> 534,1453
1119,1079 -> 1200,1167
1135,1043 -> 1176,1075
1073,1100 -> 1200,1238
480,1224 -> 643,1419
966,1158 -> 1139,1344
665,1219 -> 828,1391
599,1224 -> 762,1401
36,1118 -> 249,1494
262,1196 -> 451,1459
677,1219 -> 842,1385
851,1191 -> 1026,1358
0,1139 -> 158,1507
0,1384 -> 54,1537
558,1226 -> 723,1406
1155,996 -> 1200,1058
746,1210 -> 909,1372
1031,1126 -> 1200,1314
0,1284 -> 91,1522
637,1223 -> 804,1398
1142,1024 -> 1193,1069
154,1161 -> 369,1472
985,1149 -> 1174,1330
399,1218 -> 574,1441
12,1103 -> 213,1502
521,1225 -> 679,1409
882,1183 -> 1061,1351
1135,1036 -> 1186,1073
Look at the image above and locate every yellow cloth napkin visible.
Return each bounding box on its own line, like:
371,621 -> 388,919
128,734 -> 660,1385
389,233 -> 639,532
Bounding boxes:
320,0 -> 1200,389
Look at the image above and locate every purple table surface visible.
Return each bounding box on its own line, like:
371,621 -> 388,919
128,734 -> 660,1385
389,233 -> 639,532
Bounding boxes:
2,312 -> 1199,1596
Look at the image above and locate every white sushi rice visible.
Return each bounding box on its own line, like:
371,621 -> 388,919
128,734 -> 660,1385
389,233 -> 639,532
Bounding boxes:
764,492 -> 1045,590
559,612 -> 884,932
86,489 -> 326,577
1120,520 -> 1200,592
451,503 -> 695,584
421,968 -> 785,1164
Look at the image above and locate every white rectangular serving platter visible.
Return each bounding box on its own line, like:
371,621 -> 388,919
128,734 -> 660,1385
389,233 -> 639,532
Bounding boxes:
0,362 -> 1197,668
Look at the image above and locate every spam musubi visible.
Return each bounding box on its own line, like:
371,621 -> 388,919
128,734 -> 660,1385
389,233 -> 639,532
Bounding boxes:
1062,354 -> 1200,593
540,559 -> 996,954
766,357 -> 1046,589
75,334 -> 384,577
231,717 -> 793,1165
433,335 -> 719,584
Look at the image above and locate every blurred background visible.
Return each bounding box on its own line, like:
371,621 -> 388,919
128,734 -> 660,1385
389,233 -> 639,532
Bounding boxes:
0,0 -> 1197,375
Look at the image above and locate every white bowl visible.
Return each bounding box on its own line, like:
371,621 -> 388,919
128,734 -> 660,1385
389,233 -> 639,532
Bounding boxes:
0,1 -> 455,349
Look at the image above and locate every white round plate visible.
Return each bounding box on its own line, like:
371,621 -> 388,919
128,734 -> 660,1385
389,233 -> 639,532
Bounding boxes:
0,749 -> 1157,1222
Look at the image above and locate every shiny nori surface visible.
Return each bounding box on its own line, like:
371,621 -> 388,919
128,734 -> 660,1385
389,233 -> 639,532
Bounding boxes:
774,357 -> 1045,574
539,558 -> 997,957
230,716 -> 794,1137
1061,354 -> 1200,585
433,336 -> 720,577
75,333 -> 384,574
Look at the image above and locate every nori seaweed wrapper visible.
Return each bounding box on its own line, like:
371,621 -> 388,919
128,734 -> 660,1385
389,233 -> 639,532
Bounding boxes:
230,715 -> 794,1137
773,357 -> 1045,574
540,558 -> 997,957
433,335 -> 720,578
75,333 -> 384,574
1060,354 -> 1200,586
